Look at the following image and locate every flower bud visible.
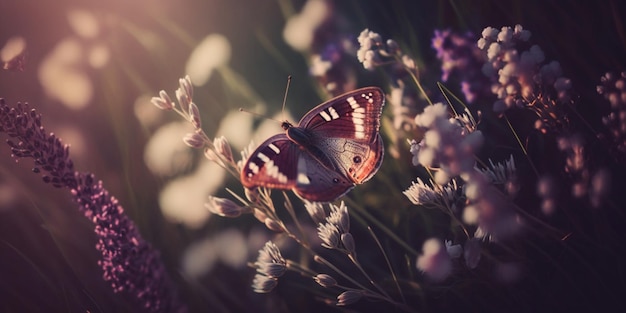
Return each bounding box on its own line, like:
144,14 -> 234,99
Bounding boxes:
314,274 -> 337,288
341,233 -> 356,255
179,75 -> 193,101
214,136 -> 234,163
337,290 -> 363,306
205,196 -> 243,217
188,102 -> 201,129
264,218 -> 284,232
252,274 -> 277,293
183,131 -> 204,148
151,91 -> 174,110
245,187 -> 259,203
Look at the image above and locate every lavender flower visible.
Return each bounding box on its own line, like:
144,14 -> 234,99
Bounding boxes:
0,99 -> 186,313
431,29 -> 491,104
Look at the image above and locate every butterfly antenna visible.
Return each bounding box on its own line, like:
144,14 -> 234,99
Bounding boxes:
281,75 -> 292,122
238,108 -> 283,123
238,76 -> 292,125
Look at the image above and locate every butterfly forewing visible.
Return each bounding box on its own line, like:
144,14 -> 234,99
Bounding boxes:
240,135 -> 298,190
298,87 -> 384,142
293,87 -> 385,184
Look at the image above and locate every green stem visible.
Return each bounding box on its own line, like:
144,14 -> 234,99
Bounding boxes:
504,114 -> 540,177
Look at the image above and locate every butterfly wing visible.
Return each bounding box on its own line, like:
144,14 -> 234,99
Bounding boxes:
292,150 -> 356,202
293,87 -> 385,184
240,135 -> 298,190
240,134 -> 355,202
241,87 -> 385,202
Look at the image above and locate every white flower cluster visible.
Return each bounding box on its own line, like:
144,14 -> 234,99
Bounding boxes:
356,29 -> 385,70
477,25 -> 572,113
403,177 -> 461,211
477,155 -> 519,197
406,103 -> 521,244
411,103 -> 484,185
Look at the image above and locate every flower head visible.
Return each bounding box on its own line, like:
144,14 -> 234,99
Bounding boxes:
254,241 -> 287,278
317,201 -> 354,252
431,29 -> 491,104
0,99 -> 187,313
252,273 -> 278,293
477,24 -> 573,126
403,178 -> 461,210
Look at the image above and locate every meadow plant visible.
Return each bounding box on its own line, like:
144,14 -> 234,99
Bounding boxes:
143,22 -> 623,311
2,3 -> 625,311
0,100 -> 186,313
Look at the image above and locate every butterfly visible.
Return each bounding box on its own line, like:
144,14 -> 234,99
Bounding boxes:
240,87 -> 385,202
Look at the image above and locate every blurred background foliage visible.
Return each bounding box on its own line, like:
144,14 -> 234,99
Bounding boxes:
1,0 -> 625,312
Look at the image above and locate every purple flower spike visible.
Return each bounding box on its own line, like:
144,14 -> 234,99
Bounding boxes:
0,99 -> 187,313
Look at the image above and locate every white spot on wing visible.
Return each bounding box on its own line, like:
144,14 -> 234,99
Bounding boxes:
297,173 -> 310,185
248,162 -> 259,175
319,110 -> 332,121
257,152 -> 270,163
355,124 -> 365,139
347,96 -> 358,109
328,106 -> 339,119
268,143 -> 280,154
265,160 -> 288,183
352,112 -> 366,119
296,156 -> 310,185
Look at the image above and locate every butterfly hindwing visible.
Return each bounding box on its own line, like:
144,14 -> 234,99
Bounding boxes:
292,150 -> 356,202
241,135 -> 356,202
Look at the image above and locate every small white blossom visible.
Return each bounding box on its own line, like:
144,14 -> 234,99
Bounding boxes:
416,238 -> 452,282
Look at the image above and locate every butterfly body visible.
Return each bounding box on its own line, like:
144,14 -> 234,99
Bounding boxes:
241,87 -> 385,202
